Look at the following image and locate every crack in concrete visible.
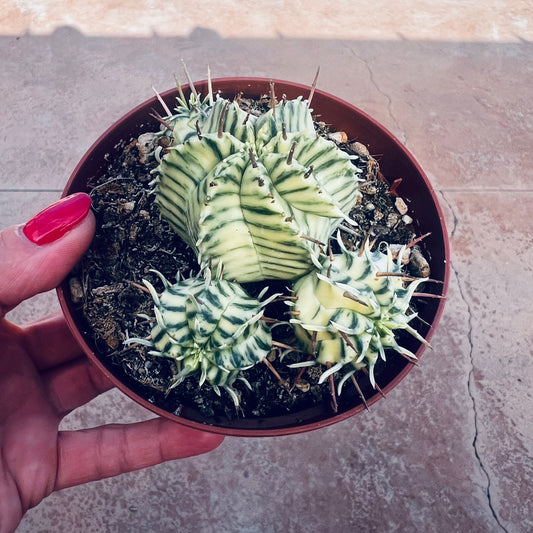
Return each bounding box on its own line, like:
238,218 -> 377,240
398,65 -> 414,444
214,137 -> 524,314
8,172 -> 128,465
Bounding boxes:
341,41 -> 407,145
441,191 -> 509,533
439,190 -> 458,239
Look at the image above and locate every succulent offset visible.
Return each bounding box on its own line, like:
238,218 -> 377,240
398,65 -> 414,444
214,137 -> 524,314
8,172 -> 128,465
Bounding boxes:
289,236 -> 428,390
154,94 -> 361,282
128,268 -> 278,406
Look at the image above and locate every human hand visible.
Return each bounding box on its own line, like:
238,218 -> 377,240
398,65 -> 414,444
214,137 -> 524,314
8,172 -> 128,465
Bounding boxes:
0,193 -> 224,533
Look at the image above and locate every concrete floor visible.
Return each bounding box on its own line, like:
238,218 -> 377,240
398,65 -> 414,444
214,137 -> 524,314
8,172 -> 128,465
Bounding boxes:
1,1 -> 532,532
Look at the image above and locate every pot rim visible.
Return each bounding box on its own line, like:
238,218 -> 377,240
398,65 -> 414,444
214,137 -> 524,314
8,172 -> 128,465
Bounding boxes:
57,77 -> 450,437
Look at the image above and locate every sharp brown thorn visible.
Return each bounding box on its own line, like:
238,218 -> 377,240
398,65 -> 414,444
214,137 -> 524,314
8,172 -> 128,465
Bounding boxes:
342,291 -> 369,308
300,234 -> 326,247
406,232 -> 432,249
248,148 -> 258,168
361,367 -> 386,398
272,340 -> 305,353
303,165 -> 314,179
397,351 -> 419,365
263,358 -> 290,390
195,120 -> 202,140
308,66 -> 321,107
350,374 -> 369,410
126,280 -> 151,295
376,271 -> 408,278
338,329 -> 360,354
287,141 -> 297,165
217,100 -> 230,138
149,111 -> 174,132
413,292 -> 446,299
388,178 -> 403,196
376,272 -> 420,283
259,316 -> 278,323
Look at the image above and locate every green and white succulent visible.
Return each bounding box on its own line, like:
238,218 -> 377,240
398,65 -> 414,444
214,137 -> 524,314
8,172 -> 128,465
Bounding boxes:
128,268 -> 279,406
126,72 -> 432,410
153,90 -> 362,283
289,236 -> 428,391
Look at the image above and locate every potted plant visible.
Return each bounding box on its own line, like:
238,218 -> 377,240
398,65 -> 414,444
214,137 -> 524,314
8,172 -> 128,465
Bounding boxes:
58,71 -> 449,437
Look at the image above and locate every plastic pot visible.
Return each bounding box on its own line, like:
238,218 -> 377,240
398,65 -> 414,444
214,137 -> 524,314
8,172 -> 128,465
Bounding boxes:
58,77 -> 450,437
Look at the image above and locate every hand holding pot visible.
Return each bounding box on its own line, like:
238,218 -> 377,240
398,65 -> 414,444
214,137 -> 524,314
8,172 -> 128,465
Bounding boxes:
0,193 -> 224,533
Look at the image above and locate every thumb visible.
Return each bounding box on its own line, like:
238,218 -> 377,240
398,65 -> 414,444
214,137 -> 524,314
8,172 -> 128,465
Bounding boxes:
0,193 -> 95,316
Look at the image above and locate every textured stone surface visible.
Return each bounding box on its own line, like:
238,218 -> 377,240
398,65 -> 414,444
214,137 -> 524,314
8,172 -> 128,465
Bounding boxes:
1,2 -> 532,532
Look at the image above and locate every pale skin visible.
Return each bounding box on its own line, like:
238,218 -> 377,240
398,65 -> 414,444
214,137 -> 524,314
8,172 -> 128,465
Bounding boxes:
0,210 -> 224,533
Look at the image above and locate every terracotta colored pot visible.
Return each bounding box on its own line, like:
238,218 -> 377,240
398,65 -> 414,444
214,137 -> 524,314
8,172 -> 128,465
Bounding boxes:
58,78 -> 450,437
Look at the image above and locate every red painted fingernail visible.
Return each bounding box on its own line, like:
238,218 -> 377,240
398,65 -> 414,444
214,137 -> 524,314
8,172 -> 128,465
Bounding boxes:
23,193 -> 92,245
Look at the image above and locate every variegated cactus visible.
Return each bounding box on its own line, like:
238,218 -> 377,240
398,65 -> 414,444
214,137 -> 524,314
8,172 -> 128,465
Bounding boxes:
127,73 -> 433,411
289,236 -> 428,391
128,269 -> 279,406
153,91 -> 361,283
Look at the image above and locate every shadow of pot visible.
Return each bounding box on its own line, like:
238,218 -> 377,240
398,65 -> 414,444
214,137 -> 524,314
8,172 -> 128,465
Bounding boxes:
57,77 -> 450,437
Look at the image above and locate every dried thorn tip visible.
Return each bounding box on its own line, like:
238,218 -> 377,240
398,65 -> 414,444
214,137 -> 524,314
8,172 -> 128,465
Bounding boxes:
287,141 -> 298,165
308,66 -> 320,107
406,232 -> 432,250
149,111 -> 174,132
350,374 -> 369,410
263,358 -> 289,390
218,101 -> 230,138
389,178 -> 403,196
248,148 -> 258,168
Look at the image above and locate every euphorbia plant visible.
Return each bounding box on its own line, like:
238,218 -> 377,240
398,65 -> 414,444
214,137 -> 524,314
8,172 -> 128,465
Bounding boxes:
154,87 -> 360,282
289,235 -> 429,393
127,266 -> 280,407
127,68 -> 433,410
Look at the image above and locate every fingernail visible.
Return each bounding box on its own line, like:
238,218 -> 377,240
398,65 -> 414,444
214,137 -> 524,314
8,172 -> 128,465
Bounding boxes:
23,193 -> 92,245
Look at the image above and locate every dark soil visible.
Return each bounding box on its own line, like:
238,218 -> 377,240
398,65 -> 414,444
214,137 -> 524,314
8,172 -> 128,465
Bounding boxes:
67,94 -> 430,423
